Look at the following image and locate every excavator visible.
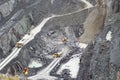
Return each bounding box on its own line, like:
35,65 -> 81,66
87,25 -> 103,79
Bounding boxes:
62,37 -> 67,43
16,42 -> 23,48
23,67 -> 29,76
52,53 -> 62,58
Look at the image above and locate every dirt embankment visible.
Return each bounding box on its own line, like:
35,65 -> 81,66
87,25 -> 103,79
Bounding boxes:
79,0 -> 107,44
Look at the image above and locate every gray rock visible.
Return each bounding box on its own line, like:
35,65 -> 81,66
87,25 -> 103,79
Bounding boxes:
77,0 -> 120,80
0,0 -> 17,17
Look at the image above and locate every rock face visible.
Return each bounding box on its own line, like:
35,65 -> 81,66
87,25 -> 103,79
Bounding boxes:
2,0 -> 120,80
0,0 -> 17,18
79,2 -> 107,44
0,15 -> 32,58
0,0 -> 86,59
87,0 -> 96,5
0,0 -> 88,76
0,0 -> 33,58
77,0 -> 120,80
7,5 -> 91,76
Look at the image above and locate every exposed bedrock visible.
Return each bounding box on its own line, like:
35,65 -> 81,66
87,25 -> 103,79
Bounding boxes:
0,0 -> 86,59
0,0 -> 89,76
77,0 -> 120,80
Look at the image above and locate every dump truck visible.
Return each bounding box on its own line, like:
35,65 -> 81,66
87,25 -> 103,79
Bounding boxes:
16,42 -> 23,48
52,53 -> 62,58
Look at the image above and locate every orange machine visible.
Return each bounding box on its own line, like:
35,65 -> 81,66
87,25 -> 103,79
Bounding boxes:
23,67 -> 29,75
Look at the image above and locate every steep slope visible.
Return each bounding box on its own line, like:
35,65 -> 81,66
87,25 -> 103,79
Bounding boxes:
77,0 -> 120,80
79,2 -> 107,44
0,0 -> 88,77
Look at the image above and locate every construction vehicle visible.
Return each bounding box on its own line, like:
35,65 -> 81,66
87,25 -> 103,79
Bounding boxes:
16,42 -> 23,48
52,53 -> 62,58
23,67 -> 29,76
62,37 -> 67,43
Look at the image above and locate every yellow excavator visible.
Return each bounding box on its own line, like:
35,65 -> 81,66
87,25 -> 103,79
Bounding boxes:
16,42 -> 23,48
62,37 -> 67,43
52,53 -> 62,58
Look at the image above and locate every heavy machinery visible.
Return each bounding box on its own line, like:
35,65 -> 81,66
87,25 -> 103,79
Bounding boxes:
16,42 -> 23,48
52,53 -> 62,58
23,67 -> 29,76
62,37 -> 67,43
